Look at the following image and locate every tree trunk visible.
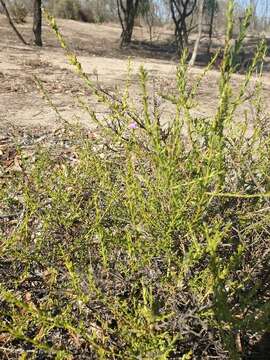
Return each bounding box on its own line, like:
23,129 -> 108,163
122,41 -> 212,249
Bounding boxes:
249,0 -> 258,32
207,0 -> 215,54
149,24 -> 153,43
117,0 -> 139,47
170,0 -> 197,55
33,0 -> 42,46
120,17 -> 134,46
189,0 -> 204,66
182,21 -> 189,47
0,0 -> 28,45
175,27 -> 184,54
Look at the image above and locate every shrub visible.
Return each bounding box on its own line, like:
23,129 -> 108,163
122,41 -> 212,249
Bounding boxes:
0,1 -> 269,359
49,0 -> 117,23
9,0 -> 28,23
52,0 -> 99,23
53,0 -> 81,21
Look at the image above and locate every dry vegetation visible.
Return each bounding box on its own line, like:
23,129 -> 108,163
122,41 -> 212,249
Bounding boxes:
1,2 -> 270,359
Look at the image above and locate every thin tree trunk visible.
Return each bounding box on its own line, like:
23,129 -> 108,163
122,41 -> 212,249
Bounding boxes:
175,27 -> 184,54
120,20 -> 134,46
0,0 -> 28,45
33,0 -> 42,46
189,0 -> 204,66
207,0 -> 215,54
149,24 -> 153,43
249,0 -> 258,32
117,0 -> 139,47
182,21 -> 189,47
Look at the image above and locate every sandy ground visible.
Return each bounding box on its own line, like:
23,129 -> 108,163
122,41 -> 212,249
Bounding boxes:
1,14 -> 270,131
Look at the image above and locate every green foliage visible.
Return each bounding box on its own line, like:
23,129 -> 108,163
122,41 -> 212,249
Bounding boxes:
1,1 -> 270,358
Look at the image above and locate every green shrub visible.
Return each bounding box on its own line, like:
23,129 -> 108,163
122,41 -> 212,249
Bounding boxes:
0,1 -> 270,359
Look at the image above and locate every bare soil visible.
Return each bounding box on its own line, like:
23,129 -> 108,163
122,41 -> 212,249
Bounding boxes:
1,14 -> 270,131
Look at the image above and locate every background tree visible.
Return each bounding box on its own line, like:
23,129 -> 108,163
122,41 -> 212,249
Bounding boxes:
189,0 -> 204,65
205,0 -> 218,54
116,0 -> 140,46
33,0 -> 42,46
249,0 -> 259,31
138,0 -> 158,42
170,0 -> 197,54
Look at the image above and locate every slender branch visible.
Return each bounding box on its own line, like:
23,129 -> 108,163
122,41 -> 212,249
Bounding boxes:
0,0 -> 28,45
116,0 -> 124,31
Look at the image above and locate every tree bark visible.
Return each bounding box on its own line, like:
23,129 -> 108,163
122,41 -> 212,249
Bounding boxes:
33,0 -> 42,46
121,16 -> 135,45
170,0 -> 197,55
0,0 -> 28,45
117,0 -> 139,47
207,0 -> 216,54
189,0 -> 204,66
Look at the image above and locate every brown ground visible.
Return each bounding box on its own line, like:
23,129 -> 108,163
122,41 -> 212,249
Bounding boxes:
1,14 -> 270,131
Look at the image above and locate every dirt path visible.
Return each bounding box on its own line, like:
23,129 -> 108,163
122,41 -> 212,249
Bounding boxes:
0,15 -> 176,130
1,14 -> 270,131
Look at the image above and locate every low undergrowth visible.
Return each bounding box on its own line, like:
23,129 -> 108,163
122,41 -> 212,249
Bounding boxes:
1,1 -> 270,359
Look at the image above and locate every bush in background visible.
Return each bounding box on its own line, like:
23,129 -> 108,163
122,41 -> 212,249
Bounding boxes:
47,0 -> 117,23
52,0 -> 81,21
9,0 -> 28,23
